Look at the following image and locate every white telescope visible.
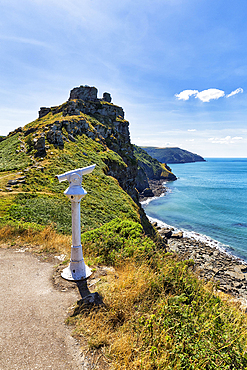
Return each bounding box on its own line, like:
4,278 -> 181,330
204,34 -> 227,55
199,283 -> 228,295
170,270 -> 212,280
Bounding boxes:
56,164 -> 96,281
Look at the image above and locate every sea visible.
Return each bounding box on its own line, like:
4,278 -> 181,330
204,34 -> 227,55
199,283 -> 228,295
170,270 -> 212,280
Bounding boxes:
142,158 -> 247,262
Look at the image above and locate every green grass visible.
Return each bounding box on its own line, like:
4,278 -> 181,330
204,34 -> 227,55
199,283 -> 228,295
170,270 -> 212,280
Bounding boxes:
1,125 -> 140,234
0,133 -> 31,172
82,218 -> 155,265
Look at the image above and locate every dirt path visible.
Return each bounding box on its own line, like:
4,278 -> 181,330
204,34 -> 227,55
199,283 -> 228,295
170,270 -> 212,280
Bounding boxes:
0,247 -> 84,370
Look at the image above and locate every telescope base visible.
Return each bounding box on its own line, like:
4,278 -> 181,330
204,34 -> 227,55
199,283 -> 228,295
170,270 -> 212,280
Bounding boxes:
61,261 -> 92,281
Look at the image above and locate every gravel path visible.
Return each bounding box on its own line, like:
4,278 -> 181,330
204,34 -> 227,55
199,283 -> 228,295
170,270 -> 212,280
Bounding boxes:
0,247 -> 84,370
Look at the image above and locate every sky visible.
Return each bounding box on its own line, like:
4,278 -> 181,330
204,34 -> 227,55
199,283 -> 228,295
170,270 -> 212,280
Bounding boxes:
1,0 -> 247,157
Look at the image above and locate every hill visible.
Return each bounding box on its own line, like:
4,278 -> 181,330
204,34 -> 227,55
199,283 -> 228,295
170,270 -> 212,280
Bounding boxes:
0,85 -> 172,235
142,146 -> 206,164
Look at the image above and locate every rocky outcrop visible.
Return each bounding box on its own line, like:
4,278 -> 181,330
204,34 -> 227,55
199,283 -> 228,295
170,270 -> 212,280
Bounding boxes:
69,86 -> 98,102
33,134 -> 46,156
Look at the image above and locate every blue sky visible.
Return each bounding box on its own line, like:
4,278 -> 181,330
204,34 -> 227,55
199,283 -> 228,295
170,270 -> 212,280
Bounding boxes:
1,0 -> 247,157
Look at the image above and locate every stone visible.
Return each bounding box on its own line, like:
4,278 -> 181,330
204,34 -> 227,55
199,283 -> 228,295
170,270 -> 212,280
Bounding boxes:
46,129 -> 64,147
172,231 -> 183,239
225,270 -> 246,281
69,85 -> 98,102
39,107 -> 51,118
159,228 -> 173,239
102,92 -> 111,103
33,135 -> 46,152
8,180 -> 18,185
68,134 -> 76,142
142,188 -> 154,197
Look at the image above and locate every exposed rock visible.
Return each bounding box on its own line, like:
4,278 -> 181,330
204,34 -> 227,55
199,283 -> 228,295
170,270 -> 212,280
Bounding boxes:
68,134 -> 76,142
46,127 -> 64,147
102,92 -> 111,103
171,231 -> 183,239
24,127 -> 37,136
69,85 -> 98,102
141,188 -> 154,198
136,166 -> 149,192
8,179 -> 18,186
139,179 -> 167,201
78,292 -> 103,306
7,127 -> 23,137
159,228 -> 173,239
39,107 -> 51,119
33,134 -> 46,155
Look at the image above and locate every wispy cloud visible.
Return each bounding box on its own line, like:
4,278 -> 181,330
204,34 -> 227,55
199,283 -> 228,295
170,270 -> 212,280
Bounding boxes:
226,88 -> 244,98
175,87 -> 243,102
0,35 -> 49,48
188,129 -> 196,131
208,136 -> 243,144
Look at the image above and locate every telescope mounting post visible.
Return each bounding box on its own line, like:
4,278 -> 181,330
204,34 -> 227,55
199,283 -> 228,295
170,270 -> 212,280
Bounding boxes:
56,165 -> 96,281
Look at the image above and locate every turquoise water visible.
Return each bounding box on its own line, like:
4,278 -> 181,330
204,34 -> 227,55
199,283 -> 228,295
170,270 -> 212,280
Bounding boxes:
143,158 -> 247,261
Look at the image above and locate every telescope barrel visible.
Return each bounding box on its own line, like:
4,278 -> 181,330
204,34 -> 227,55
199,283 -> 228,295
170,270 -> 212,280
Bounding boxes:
56,164 -> 96,183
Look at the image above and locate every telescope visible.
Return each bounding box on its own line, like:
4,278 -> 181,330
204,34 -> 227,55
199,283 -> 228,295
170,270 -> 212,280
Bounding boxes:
56,164 -> 96,281
56,164 -> 96,183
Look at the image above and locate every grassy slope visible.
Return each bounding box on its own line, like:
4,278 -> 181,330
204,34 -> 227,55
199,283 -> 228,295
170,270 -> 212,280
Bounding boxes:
0,117 -> 140,234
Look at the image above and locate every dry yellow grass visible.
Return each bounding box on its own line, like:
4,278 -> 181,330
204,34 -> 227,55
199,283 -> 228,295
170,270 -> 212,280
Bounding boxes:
0,224 -> 72,257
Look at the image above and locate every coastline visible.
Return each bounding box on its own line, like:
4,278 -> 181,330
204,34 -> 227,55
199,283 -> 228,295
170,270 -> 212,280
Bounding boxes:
141,180 -> 247,308
139,179 -> 168,202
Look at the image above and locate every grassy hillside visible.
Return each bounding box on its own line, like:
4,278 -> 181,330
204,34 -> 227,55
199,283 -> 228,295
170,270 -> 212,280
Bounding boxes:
0,133 -> 140,234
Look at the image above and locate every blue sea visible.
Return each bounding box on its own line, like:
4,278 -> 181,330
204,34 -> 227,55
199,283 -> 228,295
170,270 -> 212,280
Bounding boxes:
142,158 -> 247,262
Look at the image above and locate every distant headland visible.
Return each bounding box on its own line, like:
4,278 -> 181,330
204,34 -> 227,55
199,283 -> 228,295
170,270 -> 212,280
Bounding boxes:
141,146 -> 206,164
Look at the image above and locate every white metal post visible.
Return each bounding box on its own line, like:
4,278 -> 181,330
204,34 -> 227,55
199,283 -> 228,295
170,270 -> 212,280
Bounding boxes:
56,165 -> 96,281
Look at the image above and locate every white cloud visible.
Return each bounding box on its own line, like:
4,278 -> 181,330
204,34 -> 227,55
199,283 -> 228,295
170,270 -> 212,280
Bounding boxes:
188,129 -> 196,131
196,89 -> 225,102
175,90 -> 198,101
226,88 -> 243,98
175,88 -> 225,102
208,136 -> 243,144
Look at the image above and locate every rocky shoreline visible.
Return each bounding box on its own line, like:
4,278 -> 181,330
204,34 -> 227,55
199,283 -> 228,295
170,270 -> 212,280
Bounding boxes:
140,182 -> 247,309
154,223 -> 247,308
139,179 -> 168,201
